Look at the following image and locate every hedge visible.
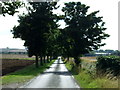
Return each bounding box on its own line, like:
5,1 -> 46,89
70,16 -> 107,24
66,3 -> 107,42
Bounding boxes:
96,55 -> 120,76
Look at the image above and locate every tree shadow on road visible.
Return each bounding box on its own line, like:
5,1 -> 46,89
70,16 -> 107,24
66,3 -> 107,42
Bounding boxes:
42,71 -> 72,76
53,59 -> 64,64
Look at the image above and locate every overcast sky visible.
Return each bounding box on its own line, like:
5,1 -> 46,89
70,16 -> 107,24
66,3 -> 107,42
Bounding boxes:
0,0 -> 119,50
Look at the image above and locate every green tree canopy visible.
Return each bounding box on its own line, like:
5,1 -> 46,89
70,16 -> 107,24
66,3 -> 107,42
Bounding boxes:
11,2 -> 59,67
0,0 -> 24,16
61,2 -> 110,65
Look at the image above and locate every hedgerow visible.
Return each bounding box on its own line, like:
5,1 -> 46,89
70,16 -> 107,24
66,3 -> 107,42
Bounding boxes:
96,55 -> 120,76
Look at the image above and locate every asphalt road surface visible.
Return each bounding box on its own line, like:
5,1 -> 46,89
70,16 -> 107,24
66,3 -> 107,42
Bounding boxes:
20,59 -> 80,88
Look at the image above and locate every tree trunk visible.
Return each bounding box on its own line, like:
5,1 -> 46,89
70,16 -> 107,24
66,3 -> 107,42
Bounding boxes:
43,56 -> 46,63
40,56 -> 43,66
50,56 -> 52,61
47,55 -> 49,63
35,55 -> 39,68
74,56 -> 81,66
67,56 -> 69,61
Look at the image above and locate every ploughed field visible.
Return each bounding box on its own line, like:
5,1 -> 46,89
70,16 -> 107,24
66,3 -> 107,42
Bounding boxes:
1,54 -> 35,75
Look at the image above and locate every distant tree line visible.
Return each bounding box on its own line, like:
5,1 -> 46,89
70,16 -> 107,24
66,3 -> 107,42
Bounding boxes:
85,50 -> 120,56
1,52 -> 27,54
0,47 -> 27,54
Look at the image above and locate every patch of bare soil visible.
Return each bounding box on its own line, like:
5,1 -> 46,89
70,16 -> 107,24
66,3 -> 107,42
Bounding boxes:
2,59 -> 35,76
2,66 -> 29,76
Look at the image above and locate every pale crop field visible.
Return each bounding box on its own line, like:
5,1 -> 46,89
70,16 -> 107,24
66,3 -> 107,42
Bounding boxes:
0,54 -> 35,59
81,57 -> 97,62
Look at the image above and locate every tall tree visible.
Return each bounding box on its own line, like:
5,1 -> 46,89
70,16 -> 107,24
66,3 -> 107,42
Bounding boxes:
11,2 -> 58,68
62,2 -> 110,65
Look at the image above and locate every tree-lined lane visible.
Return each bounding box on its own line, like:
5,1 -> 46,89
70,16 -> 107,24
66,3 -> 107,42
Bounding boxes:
20,59 -> 80,88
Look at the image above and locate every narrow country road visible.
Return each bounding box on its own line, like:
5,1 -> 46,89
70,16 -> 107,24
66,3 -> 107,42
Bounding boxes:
20,59 -> 80,88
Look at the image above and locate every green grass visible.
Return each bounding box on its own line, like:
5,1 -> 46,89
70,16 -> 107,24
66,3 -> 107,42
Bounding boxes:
2,59 -> 55,85
65,60 -> 118,88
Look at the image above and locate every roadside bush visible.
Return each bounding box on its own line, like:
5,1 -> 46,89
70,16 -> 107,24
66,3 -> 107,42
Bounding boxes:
96,55 -> 120,76
65,57 -> 119,88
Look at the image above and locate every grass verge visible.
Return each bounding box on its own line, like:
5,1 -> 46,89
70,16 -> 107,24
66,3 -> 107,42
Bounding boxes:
65,60 -> 118,88
2,59 -> 55,85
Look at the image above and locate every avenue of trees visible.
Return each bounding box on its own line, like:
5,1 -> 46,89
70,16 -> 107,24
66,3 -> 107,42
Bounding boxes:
2,1 -> 110,67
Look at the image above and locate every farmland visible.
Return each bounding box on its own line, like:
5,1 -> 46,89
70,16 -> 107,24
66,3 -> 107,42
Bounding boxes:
1,54 -> 35,75
1,54 -> 35,59
81,57 -> 97,62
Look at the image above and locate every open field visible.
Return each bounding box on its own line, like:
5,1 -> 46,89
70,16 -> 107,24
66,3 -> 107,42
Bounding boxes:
81,56 -> 97,60
1,54 -> 36,75
2,59 -> 35,75
0,54 -> 35,59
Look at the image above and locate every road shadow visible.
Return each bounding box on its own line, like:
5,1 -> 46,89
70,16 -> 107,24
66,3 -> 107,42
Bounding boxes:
53,62 -> 64,64
42,71 -> 72,76
45,66 -> 52,69
53,59 -> 64,64
42,59 -> 75,76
